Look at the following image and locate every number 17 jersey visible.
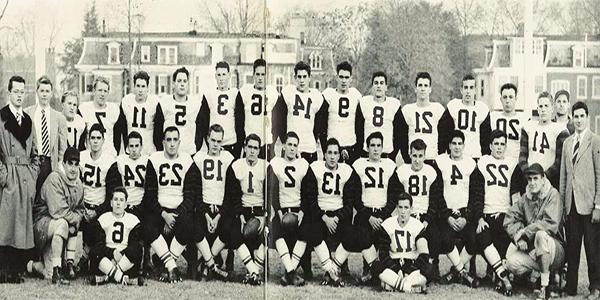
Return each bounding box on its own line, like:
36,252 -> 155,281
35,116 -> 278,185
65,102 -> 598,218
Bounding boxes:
381,217 -> 424,260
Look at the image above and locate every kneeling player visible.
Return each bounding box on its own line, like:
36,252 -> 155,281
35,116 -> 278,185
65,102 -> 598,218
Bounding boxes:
89,187 -> 143,285
372,192 -> 435,293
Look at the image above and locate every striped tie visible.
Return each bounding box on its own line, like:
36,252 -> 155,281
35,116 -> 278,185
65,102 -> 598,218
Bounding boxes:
572,135 -> 580,166
41,109 -> 49,156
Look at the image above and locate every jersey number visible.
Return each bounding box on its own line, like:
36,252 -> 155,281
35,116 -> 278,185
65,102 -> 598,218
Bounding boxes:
532,131 -> 550,154
322,172 -> 341,195
83,164 -> 101,187
407,175 -> 428,196
175,105 -> 186,126
112,222 -> 124,243
457,109 -> 477,132
394,229 -> 413,253
217,94 -> 229,115
95,112 -> 106,131
284,166 -> 296,188
132,107 -> 147,128
251,94 -> 267,116
293,94 -> 312,119
364,167 -> 384,188
415,111 -> 433,134
248,171 -> 255,193
496,119 -> 519,140
486,164 -> 509,187
373,106 -> 384,127
124,165 -> 145,187
450,165 -> 463,185
203,159 -> 224,181
158,163 -> 183,186
68,127 -> 78,148
338,97 -> 349,118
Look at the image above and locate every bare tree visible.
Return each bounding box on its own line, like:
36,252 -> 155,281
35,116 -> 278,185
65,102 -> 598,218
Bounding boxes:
582,0 -> 600,34
201,0 -> 262,34
0,0 -> 8,24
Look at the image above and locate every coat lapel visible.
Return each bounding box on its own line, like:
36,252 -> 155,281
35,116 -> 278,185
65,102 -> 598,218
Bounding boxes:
0,105 -> 32,149
575,133 -> 592,166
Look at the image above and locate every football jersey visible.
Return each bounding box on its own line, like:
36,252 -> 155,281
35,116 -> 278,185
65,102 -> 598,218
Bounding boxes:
522,121 -> 568,170
231,159 -> 266,208
490,112 -> 528,160
120,94 -> 160,156
269,157 -> 309,209
80,101 -> 121,157
97,211 -> 140,252
80,150 -> 115,206
193,150 -> 235,206
396,164 -> 437,214
114,154 -> 148,207
353,158 -> 397,209
310,161 -> 354,211
160,94 -> 203,156
281,85 -> 325,153
477,155 -> 518,214
446,99 -> 490,158
149,151 -> 194,209
435,154 -> 476,210
381,217 -> 425,260
204,88 -> 240,146
402,102 -> 445,159
239,84 -> 278,145
65,114 -> 86,149
359,95 -> 402,153
323,87 -> 362,147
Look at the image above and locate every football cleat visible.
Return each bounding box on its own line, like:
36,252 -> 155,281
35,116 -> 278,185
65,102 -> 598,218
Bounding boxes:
292,272 -> 306,287
65,260 -> 76,280
89,275 -> 109,286
536,286 -> 550,300
52,267 -> 69,285
441,268 -> 458,284
242,272 -> 262,286
459,269 -> 479,288
208,265 -> 230,281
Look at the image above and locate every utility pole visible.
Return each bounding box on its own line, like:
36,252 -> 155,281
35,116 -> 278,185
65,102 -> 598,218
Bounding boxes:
127,0 -> 132,95
523,0 -> 534,115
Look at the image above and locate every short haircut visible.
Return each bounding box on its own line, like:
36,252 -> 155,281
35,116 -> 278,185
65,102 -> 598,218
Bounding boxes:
336,61 -> 352,75
215,61 -> 230,72
500,83 -> 517,95
462,74 -> 475,83
372,71 -> 387,85
172,67 -> 189,81
111,186 -> 129,201
8,75 -> 25,92
415,72 -> 431,86
89,123 -> 105,138
555,90 -> 570,101
37,75 -> 53,91
294,61 -> 311,77
245,133 -> 262,147
366,131 -> 384,147
537,91 -> 554,104
397,192 -> 413,207
410,138 -> 427,152
490,129 -> 507,143
61,90 -> 79,103
163,126 -> 180,139
283,131 -> 299,144
572,101 -> 589,116
133,71 -> 150,85
450,130 -> 465,144
127,131 -> 143,145
93,76 -> 110,90
253,59 -> 266,72
208,124 -> 224,137
325,138 -> 340,153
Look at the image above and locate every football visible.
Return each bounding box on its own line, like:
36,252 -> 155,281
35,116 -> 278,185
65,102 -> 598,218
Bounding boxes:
281,212 -> 299,233
243,217 -> 261,240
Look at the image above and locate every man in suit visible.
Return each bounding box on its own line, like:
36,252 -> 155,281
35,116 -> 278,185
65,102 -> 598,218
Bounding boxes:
25,75 -> 68,192
560,101 -> 600,298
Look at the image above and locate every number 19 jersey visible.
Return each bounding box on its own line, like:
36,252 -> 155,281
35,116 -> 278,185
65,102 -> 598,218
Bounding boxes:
522,120 -> 568,170
435,154 -> 476,210
381,217 -> 424,260
149,151 -> 194,209
310,161 -> 354,211
160,95 -> 203,156
402,102 -> 445,159
240,84 -> 278,145
396,164 -> 437,214
359,96 -> 401,153
193,150 -> 234,206
323,87 -> 362,147
281,85 -> 324,153
231,159 -> 266,208
353,158 -> 397,209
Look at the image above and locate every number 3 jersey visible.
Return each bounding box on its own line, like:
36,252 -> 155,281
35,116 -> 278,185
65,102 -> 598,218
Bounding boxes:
353,158 -> 397,209
281,85 -> 325,153
79,101 -> 121,157
193,150 -> 234,207
490,112 -> 528,160
268,157 -> 309,209
202,88 -> 241,147
396,164 -> 437,214
240,84 -> 278,146
160,95 -> 203,156
477,155 -> 518,214
227,159 -> 266,208
120,94 -> 160,156
401,102 -> 445,159
381,216 -> 425,260
80,150 -> 116,206
322,87 -> 362,147
434,154 -> 476,210
107,154 -> 149,207
148,151 -> 194,210
309,161 -> 354,212
358,95 -> 401,153
97,211 -> 140,252
521,120 -> 568,171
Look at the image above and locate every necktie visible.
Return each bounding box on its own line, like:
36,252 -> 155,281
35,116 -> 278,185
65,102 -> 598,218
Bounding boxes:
573,134 -> 580,166
15,111 -> 21,126
41,109 -> 49,156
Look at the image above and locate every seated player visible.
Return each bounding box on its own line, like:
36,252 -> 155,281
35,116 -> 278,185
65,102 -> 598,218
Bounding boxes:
268,131 -> 310,286
89,187 -> 143,285
372,192 -> 436,293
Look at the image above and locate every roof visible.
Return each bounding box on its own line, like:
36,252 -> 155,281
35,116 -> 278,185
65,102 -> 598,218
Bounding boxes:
90,31 -> 294,40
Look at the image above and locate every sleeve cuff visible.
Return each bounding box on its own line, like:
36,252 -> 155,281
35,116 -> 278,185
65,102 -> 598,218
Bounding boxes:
595,205 -> 600,210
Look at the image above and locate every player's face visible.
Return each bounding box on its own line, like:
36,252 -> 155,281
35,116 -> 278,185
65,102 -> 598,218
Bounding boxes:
174,73 -> 189,97
127,137 -> 142,160
554,94 -> 569,117
163,131 -> 180,157
527,174 -> 544,194
537,97 -> 552,122
94,82 -> 109,106
490,137 -> 506,160
9,82 -> 25,108
396,199 -> 412,225
215,67 -> 230,91
207,130 -> 224,156
500,88 -> 516,113
245,139 -> 260,163
372,76 -> 387,98
88,131 -> 104,153
461,79 -> 476,104
410,148 -> 425,171
63,160 -> 80,181
573,108 -> 589,133
254,66 -> 266,90
415,78 -> 431,101
367,137 -> 383,161
283,137 -> 299,161
110,191 -> 127,216
36,83 -> 52,107
449,137 -> 464,159
62,95 -> 78,120
337,70 -> 351,93
295,70 -> 310,93
324,144 -> 340,170
134,78 -> 148,102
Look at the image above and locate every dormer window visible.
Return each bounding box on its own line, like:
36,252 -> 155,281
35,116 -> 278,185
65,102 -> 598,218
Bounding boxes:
141,45 -> 150,63
573,45 -> 584,68
158,46 -> 178,65
309,52 -> 322,70
108,42 -> 120,64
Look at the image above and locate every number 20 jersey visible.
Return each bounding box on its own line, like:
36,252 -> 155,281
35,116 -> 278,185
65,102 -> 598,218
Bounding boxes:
281,86 -> 324,153
381,217 -> 424,260
522,120 -> 567,170
359,95 -> 401,153
160,95 -> 203,156
477,155 -> 518,214
98,211 -> 140,252
120,94 -> 160,156
435,153 -> 476,210
269,157 -> 309,209
323,87 -> 362,147
114,154 -> 148,207
310,161 -> 354,212
396,164 -> 437,214
148,151 -> 194,209
353,158 -> 397,209
193,150 -> 234,206
240,84 -> 278,146
80,150 -> 115,206
490,112 -> 528,160
402,102 -> 445,159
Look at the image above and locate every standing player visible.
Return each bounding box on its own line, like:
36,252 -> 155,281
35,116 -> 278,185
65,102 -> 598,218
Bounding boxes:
118,71 -> 164,156
160,67 -> 203,156
239,59 -> 278,160
356,71 -> 406,165
200,61 -> 244,158
400,72 -> 445,163
268,131 -> 310,286
439,74 -> 491,159
490,83 -> 529,161
519,91 -> 569,189
553,90 -> 574,134
61,91 -> 86,151
322,61 -> 362,164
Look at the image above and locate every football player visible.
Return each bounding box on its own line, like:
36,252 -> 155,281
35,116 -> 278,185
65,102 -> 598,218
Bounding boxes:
322,61 -> 362,164
61,91 -> 86,151
439,74 -> 491,159
490,83 -> 528,161
553,90 -> 574,134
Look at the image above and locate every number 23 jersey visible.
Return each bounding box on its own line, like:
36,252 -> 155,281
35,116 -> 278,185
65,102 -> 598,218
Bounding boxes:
148,151 -> 194,209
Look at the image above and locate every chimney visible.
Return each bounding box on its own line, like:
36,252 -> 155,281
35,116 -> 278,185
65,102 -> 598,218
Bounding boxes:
102,18 -> 106,35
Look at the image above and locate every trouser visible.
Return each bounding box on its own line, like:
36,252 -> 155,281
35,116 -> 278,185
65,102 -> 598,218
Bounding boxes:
35,156 -> 52,197
505,231 -> 565,276
566,200 -> 600,293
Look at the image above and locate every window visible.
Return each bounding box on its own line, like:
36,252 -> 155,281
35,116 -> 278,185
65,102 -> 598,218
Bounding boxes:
535,76 -> 544,94
310,52 -> 322,70
578,76 -> 588,99
515,39 -> 524,54
314,80 -> 321,90
195,74 -> 200,95
157,75 -> 171,94
83,74 -> 95,93
158,46 -> 177,65
593,76 -> 600,99
108,42 -> 120,64
231,73 -> 238,89
480,79 -> 485,97
533,39 -> 543,55
245,73 -> 254,85
141,46 -> 150,63
551,80 -> 570,96
196,43 -> 205,57
275,75 -> 284,93
246,44 -> 257,62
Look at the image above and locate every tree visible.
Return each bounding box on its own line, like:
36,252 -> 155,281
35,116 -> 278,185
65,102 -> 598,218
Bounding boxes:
0,0 -> 8,25
201,0 -> 262,34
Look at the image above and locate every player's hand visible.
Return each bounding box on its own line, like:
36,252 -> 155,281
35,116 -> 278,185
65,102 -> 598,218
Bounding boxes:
206,214 -> 216,234
476,218 -> 489,234
69,226 -> 76,235
323,215 -> 337,234
297,211 -> 304,226
448,217 -> 460,232
369,216 -> 383,230
341,149 -> 349,161
514,229 -> 525,243
456,217 -> 467,231
257,216 -> 265,235
517,239 -> 528,251
593,209 -> 600,224
113,250 -> 123,262
162,212 -> 177,229
277,210 -> 284,222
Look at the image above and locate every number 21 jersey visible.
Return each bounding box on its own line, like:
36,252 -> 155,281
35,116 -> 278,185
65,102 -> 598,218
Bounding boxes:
402,102 -> 445,159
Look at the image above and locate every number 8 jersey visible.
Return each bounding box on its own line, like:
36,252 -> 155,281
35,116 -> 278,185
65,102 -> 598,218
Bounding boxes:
358,95 -> 401,153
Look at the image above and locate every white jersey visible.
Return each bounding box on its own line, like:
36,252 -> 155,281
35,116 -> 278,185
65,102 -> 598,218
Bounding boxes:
323,87 -> 362,147
353,158 -> 397,209
204,88 -> 240,146
149,151 -> 194,209
80,150 -> 115,206
193,150 -> 234,206
402,102 -> 445,159
446,99 -> 490,158
80,101 -> 120,157
269,157 -> 309,209
281,85 -> 325,153
435,154 -> 476,210
160,94 -> 202,156
120,94 -> 160,156
231,159 -> 265,208
65,114 -> 86,149
523,120 -> 568,170
490,112 -> 528,160
381,217 -> 425,260
115,154 -> 148,207
359,95 -> 402,153
310,161 -> 354,211
239,84 -> 278,145
477,155 -> 518,214
97,212 -> 140,252
396,164 -> 436,214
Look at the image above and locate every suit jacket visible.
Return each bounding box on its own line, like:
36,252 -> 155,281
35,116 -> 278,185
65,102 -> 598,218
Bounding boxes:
25,105 -> 68,171
560,130 -> 600,216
